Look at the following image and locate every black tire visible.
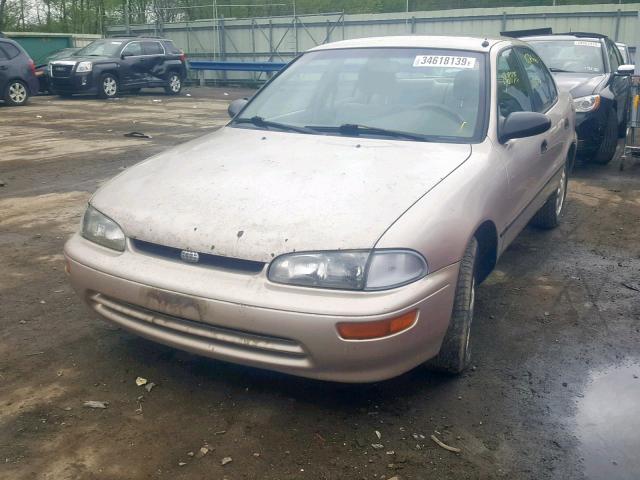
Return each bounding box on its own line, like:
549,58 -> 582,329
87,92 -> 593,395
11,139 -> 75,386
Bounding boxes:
4,80 -> 29,106
427,237 -> 478,374
618,101 -> 629,138
98,73 -> 119,99
530,163 -> 568,229
590,110 -> 618,165
164,72 -> 182,95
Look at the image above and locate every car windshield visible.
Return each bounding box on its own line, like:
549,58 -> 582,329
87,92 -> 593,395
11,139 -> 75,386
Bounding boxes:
234,48 -> 486,142
74,40 -> 125,57
528,39 -> 605,74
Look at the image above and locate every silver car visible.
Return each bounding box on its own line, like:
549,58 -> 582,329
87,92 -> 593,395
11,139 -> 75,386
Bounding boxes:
64,36 -> 576,382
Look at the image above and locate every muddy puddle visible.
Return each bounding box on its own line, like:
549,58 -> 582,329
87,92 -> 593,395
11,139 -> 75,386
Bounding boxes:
576,362 -> 640,479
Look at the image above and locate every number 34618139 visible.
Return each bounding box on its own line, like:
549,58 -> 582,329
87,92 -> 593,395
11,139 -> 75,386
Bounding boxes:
413,55 -> 476,69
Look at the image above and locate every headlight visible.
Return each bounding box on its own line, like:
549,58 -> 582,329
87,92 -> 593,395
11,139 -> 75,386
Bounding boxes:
573,94 -> 600,113
81,205 -> 125,252
268,250 -> 427,291
76,61 -> 93,73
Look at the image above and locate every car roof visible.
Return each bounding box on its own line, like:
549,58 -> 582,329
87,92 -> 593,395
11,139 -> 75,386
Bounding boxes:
107,37 -> 171,42
310,35 -> 522,53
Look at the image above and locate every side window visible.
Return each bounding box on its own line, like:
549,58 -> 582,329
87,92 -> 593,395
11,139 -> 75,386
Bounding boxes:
0,44 -> 9,60
0,43 -> 20,59
496,48 -> 533,118
516,47 -> 557,112
607,40 -> 621,70
122,42 -> 143,56
142,41 -> 163,55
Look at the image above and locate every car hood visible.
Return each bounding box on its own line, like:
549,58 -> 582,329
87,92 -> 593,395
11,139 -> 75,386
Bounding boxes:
552,72 -> 606,97
91,127 -> 472,263
52,55 -> 111,64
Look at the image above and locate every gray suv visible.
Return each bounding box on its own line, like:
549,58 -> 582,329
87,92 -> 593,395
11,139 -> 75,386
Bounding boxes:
0,38 -> 39,106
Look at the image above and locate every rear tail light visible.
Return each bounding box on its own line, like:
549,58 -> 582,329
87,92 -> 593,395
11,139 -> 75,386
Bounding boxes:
179,51 -> 186,63
29,59 -> 36,75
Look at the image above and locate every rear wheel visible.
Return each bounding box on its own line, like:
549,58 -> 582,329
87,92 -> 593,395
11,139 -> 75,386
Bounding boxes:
530,163 -> 568,229
98,73 -> 119,99
4,80 -> 29,106
590,110 -> 618,165
164,73 -> 182,95
427,237 -> 478,374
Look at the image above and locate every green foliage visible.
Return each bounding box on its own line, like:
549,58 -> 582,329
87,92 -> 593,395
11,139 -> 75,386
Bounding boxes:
0,0 -> 635,34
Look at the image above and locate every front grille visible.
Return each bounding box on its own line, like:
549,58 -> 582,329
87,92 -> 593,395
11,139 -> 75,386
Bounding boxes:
89,293 -> 309,363
132,239 -> 265,273
51,64 -> 73,78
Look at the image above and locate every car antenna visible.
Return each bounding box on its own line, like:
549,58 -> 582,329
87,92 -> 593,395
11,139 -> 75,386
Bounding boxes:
481,38 -> 489,47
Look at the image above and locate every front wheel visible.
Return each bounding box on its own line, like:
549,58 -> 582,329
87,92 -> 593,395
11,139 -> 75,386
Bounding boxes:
590,110 -> 618,165
530,164 -> 568,229
4,80 -> 29,106
98,73 -> 119,99
164,73 -> 182,95
427,237 -> 478,374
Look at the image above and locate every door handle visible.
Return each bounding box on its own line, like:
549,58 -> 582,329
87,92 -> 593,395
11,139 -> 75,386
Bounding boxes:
540,140 -> 548,153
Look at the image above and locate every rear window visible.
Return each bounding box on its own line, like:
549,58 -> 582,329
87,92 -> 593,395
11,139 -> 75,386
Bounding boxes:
142,41 -> 164,55
163,41 -> 181,55
0,42 -> 21,59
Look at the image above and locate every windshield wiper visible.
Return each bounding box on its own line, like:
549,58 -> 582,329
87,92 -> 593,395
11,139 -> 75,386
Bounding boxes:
549,67 -> 571,73
235,116 -> 316,134
305,124 -> 432,142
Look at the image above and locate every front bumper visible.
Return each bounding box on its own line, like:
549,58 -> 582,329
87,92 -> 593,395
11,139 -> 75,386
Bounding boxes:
575,110 -> 607,155
64,234 -> 459,383
50,73 -> 96,94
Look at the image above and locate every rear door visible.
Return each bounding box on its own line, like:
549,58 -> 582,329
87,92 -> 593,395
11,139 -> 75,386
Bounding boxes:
141,41 -> 166,84
0,42 -> 10,92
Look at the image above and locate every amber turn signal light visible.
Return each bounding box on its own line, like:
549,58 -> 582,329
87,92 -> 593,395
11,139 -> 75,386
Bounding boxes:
337,310 -> 418,340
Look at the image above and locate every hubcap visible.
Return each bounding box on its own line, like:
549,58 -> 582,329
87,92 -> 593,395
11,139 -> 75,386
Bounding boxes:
169,75 -> 181,92
8,82 -> 27,103
555,168 -> 567,216
103,77 -> 117,96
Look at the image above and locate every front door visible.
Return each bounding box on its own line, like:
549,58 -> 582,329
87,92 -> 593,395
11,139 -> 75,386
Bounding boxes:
119,41 -> 145,87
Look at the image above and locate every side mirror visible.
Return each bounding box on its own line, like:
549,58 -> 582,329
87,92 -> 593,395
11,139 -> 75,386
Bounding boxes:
499,111 -> 551,143
228,98 -> 248,118
121,51 -> 132,59
617,64 -> 635,75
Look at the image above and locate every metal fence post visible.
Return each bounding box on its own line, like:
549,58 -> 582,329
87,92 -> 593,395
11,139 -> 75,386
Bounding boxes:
411,16 -> 416,34
269,18 -> 274,62
326,19 -> 331,43
220,15 -> 227,82
501,11 -> 507,32
615,8 -> 622,41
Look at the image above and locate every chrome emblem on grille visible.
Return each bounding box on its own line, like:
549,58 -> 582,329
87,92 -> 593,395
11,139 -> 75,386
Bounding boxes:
180,250 -> 200,263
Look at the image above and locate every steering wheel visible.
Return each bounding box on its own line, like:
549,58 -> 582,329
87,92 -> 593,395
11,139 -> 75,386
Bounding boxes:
413,103 -> 467,125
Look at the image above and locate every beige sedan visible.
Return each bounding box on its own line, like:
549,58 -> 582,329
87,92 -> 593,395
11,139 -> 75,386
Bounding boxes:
65,35 -> 576,382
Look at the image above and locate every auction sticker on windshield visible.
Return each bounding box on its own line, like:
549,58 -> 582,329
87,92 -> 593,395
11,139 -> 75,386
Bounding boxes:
413,55 -> 476,68
574,41 -> 600,48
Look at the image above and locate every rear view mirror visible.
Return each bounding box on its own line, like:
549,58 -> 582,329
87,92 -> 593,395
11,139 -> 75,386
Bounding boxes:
228,98 -> 249,118
499,111 -> 551,143
617,64 -> 635,75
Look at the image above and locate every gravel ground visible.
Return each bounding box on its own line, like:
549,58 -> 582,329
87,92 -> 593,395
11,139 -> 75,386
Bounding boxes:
1,87 -> 639,480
